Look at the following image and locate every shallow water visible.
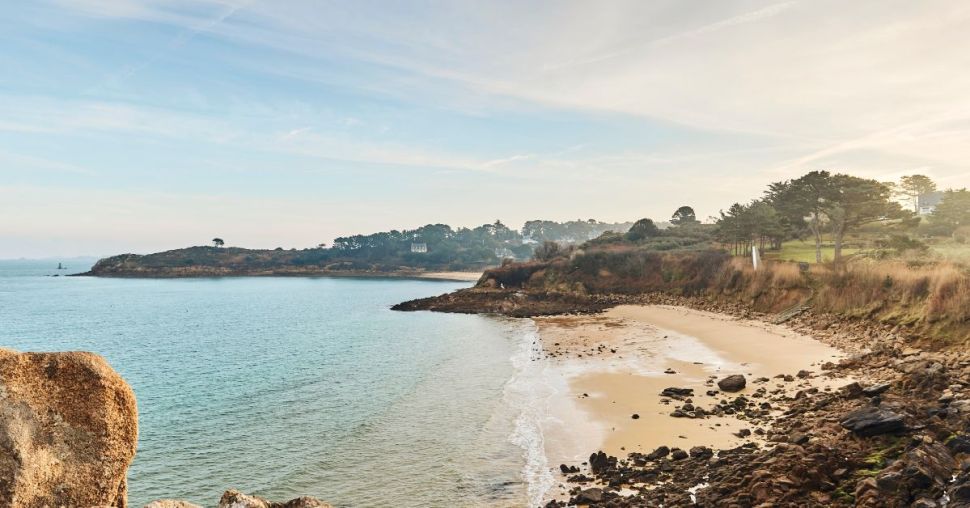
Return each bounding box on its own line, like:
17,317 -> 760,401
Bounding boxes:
0,260 -> 544,507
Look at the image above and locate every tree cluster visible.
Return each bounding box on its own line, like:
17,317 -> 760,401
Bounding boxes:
717,171 -> 908,263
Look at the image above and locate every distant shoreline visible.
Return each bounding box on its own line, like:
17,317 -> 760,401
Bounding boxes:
74,269 -> 483,283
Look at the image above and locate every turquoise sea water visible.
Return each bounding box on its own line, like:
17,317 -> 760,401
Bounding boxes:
0,260 -> 547,507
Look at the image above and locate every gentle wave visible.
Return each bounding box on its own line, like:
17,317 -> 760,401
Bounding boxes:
503,321 -> 557,507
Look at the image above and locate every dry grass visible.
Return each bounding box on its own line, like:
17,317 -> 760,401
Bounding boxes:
480,248 -> 970,344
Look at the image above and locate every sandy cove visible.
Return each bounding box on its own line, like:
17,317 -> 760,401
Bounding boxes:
532,305 -> 852,488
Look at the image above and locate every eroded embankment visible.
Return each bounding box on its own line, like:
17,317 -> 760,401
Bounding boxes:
394,250 -> 970,346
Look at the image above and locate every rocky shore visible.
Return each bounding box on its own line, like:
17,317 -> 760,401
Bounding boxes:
397,283 -> 970,506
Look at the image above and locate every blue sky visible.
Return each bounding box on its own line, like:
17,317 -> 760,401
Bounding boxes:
3,0 -> 970,257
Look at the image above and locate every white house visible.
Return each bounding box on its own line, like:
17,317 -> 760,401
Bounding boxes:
410,242 -> 428,253
918,191 -> 944,216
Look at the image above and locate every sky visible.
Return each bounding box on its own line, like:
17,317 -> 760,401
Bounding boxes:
3,0 -> 970,258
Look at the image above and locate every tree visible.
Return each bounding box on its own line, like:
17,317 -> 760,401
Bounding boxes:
715,201 -> 785,256
212,238 -> 225,248
671,206 -> 699,225
826,175 -> 904,261
766,171 -> 836,263
898,175 -> 937,213
625,218 -> 660,242
932,189 -> 970,233
533,241 -> 563,261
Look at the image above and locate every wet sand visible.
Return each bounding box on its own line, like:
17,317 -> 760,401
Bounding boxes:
533,305 -> 848,469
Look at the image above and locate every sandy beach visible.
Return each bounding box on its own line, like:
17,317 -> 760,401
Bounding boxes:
419,271 -> 483,282
532,304 -> 850,492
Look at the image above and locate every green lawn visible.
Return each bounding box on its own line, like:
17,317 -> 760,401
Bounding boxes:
764,240 -> 861,263
929,243 -> 970,264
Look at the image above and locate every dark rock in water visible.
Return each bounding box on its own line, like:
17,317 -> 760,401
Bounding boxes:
839,406 -> 905,437
718,374 -> 747,392
862,383 -> 891,396
571,488 -> 604,505
218,490 -> 332,507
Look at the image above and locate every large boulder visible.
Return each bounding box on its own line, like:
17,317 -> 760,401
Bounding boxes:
0,350 -> 138,507
717,374 -> 747,392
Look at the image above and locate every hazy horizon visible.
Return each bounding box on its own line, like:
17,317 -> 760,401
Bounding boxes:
4,1 -> 970,258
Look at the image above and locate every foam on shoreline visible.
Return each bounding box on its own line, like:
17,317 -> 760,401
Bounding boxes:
501,320 -> 607,507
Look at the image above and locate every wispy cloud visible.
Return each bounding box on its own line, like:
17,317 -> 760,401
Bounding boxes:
5,0 -> 970,256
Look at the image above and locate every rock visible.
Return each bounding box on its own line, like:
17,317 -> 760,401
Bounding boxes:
660,387 -> 694,399
631,413 -> 640,419
0,350 -> 138,508
951,399 -> 970,413
588,451 -> 615,474
690,446 -> 713,459
840,406 -> 906,437
664,368 -> 676,374
790,432 -> 810,445
218,490 -> 332,508
145,502 -> 203,508
797,369 -> 811,378
571,488 -> 604,505
734,428 -> 752,438
646,446 -> 670,460
671,448 -> 689,460
718,374 -> 747,392
947,434 -> 970,454
861,383 -> 891,396
840,381 -> 864,398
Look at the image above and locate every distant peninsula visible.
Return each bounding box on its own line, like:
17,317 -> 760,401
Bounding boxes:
77,246 -> 487,280
76,220 -> 637,280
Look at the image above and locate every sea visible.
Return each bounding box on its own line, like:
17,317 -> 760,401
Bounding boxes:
0,259 -> 560,507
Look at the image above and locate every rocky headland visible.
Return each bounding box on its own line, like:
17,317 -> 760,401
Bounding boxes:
78,246 -> 483,281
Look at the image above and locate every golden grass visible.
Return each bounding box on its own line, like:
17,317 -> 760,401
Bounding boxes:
708,256 -> 970,343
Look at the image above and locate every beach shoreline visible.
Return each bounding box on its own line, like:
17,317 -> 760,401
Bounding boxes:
528,304 -> 854,502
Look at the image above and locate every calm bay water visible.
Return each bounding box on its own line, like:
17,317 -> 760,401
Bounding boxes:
0,260 -> 547,507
